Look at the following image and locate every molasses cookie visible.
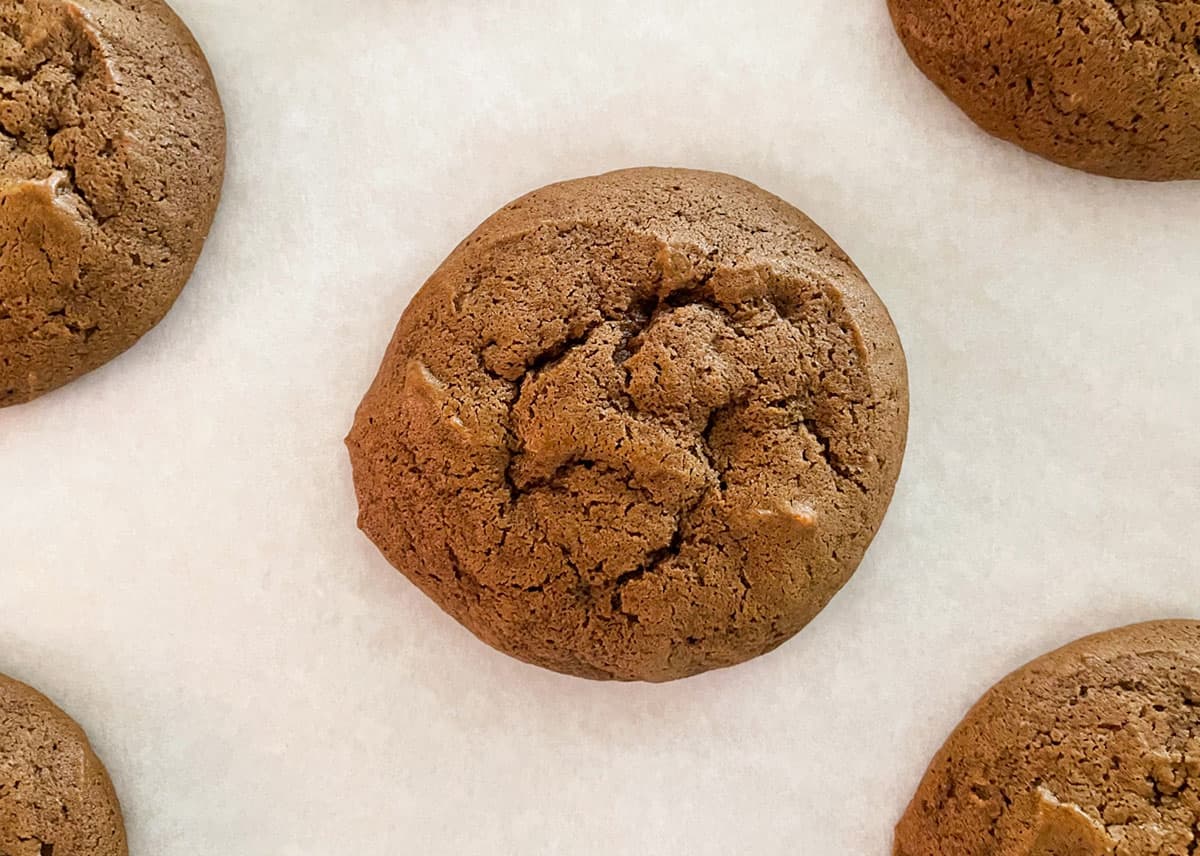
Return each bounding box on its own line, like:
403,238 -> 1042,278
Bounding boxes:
896,620 -> 1200,855
1,672 -> 127,856
888,0 -> 1200,180
347,167 -> 908,682
1,0 -> 226,406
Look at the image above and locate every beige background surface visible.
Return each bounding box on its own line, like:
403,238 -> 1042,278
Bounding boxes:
2,1 -> 1198,853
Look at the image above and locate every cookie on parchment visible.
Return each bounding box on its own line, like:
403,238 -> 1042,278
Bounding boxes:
896,620 -> 1200,855
888,0 -> 1200,180
0,672 -> 127,856
347,167 -> 908,682
0,0 -> 226,406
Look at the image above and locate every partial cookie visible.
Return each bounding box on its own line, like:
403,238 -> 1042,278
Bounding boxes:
0,0 -> 226,406
888,0 -> 1200,180
896,620 -> 1200,855
347,167 -> 908,682
0,672 -> 127,856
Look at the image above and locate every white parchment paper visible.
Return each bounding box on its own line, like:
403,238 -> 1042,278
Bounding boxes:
2,1 -> 1198,852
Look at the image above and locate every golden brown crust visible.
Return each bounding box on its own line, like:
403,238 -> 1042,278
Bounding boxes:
896,620 -> 1200,856
0,672 -> 127,856
888,0 -> 1200,181
347,167 -> 908,682
0,0 -> 226,406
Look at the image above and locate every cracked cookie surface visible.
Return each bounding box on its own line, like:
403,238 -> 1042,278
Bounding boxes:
888,0 -> 1200,180
896,620 -> 1200,856
0,0 -> 225,406
347,168 -> 908,682
0,672 -> 126,856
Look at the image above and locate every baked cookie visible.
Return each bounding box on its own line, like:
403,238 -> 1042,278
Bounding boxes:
0,672 -> 127,856
0,0 -> 225,406
347,168 -> 908,682
888,0 -> 1200,180
896,620 -> 1200,856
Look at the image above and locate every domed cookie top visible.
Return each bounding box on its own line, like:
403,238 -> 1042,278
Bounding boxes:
896,620 -> 1200,855
888,0 -> 1200,180
347,168 -> 908,682
1,672 -> 127,856
0,0 -> 225,406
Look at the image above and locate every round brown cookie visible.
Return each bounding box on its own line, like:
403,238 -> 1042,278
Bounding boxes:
347,167 -> 908,682
888,0 -> 1200,181
0,672 -> 127,856
0,0 -> 225,407
896,620 -> 1200,856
